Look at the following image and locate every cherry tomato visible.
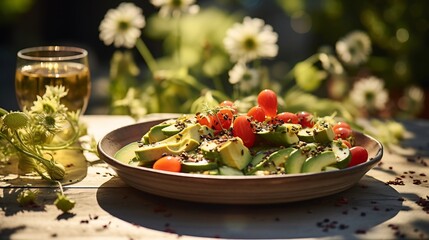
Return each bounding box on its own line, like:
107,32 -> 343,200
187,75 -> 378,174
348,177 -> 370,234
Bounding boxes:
348,146 -> 369,167
212,108 -> 234,131
296,111 -> 314,128
257,89 -> 278,117
232,115 -> 256,148
332,121 -> 351,132
196,113 -> 212,128
153,156 -> 182,172
275,112 -> 299,124
334,127 -> 352,140
247,106 -> 265,122
341,139 -> 352,148
219,100 -> 238,114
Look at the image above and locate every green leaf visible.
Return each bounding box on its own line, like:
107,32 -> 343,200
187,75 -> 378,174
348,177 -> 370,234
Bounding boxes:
3,112 -> 29,130
54,194 -> 76,213
17,189 -> 38,206
294,61 -> 327,92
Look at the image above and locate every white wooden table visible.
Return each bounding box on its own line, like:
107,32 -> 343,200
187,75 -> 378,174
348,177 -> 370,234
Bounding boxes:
1,115 -> 428,239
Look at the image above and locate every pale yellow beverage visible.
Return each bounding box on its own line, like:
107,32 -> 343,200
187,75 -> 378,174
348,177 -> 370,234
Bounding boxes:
15,62 -> 91,113
15,46 -> 91,114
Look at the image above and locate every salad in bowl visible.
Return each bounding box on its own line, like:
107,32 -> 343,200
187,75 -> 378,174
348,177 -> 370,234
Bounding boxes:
115,89 -> 370,177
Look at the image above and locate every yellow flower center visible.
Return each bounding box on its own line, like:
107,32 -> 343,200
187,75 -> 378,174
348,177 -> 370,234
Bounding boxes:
44,115 -> 56,128
365,91 -> 375,103
118,20 -> 130,31
171,0 -> 183,7
243,37 -> 257,51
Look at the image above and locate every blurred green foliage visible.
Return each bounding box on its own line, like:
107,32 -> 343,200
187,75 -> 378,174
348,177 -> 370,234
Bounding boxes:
277,0 -> 429,90
0,0 -> 33,23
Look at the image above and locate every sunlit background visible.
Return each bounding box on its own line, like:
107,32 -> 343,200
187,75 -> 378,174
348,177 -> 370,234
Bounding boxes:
1,0 -> 428,117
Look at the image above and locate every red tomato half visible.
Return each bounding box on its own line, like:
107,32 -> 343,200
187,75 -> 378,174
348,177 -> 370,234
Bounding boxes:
219,100 -> 238,114
247,106 -> 266,122
196,113 -> 213,128
232,115 -> 256,148
334,127 -> 352,140
212,108 -> 234,131
332,121 -> 351,132
153,156 -> 182,172
348,146 -> 369,167
296,111 -> 314,128
275,112 -> 299,124
341,139 -> 352,148
257,89 -> 278,117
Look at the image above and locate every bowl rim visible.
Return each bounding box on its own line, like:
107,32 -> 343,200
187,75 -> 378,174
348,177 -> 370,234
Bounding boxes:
97,120 -> 384,181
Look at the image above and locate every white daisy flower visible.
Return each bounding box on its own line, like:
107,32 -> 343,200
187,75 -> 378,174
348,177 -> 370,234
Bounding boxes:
228,63 -> 259,93
99,3 -> 146,48
150,0 -> 199,18
44,85 -> 68,99
350,76 -> 388,111
28,95 -> 67,134
336,31 -> 371,66
224,17 -> 278,63
228,62 -> 246,85
30,95 -> 67,115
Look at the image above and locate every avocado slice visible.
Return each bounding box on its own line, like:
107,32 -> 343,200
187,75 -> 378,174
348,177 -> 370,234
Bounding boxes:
256,123 -> 300,146
301,151 -> 337,173
268,147 -> 295,168
243,148 -> 277,175
331,140 -> 351,169
322,166 -> 339,172
135,123 -> 201,163
181,159 -> 218,172
297,129 -> 315,142
115,142 -> 139,164
218,137 -> 252,170
136,139 -> 200,163
218,165 -> 244,176
200,140 -> 221,161
285,148 -> 307,174
161,124 -> 182,137
285,143 -> 318,174
250,147 -> 295,175
311,119 -> 335,144
313,127 -> 335,144
142,121 -> 174,144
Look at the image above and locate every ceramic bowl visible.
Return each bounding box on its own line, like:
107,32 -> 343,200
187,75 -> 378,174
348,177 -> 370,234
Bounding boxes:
98,119 -> 383,204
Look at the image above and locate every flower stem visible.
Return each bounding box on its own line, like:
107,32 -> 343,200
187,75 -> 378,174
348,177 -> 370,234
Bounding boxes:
56,181 -> 64,195
135,38 -> 157,74
0,132 -> 59,181
42,119 -> 81,151
175,16 -> 182,67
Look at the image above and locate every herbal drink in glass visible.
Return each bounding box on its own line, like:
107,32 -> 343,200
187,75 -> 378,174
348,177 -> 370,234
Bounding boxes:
15,46 -> 91,114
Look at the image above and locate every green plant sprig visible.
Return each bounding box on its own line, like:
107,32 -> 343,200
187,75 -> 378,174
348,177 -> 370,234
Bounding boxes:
0,85 -> 88,213
0,85 -> 83,182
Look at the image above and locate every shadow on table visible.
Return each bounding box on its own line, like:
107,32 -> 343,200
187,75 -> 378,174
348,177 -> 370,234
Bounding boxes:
96,175 -> 402,239
0,187 -> 59,216
399,120 -> 429,158
0,148 -> 88,188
